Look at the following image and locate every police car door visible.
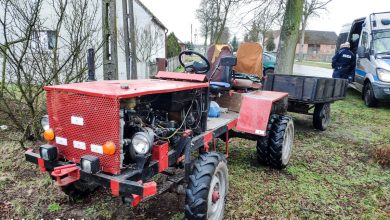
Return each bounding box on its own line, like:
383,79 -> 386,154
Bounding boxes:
355,27 -> 373,91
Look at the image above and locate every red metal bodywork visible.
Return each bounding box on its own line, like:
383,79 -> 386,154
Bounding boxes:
151,142 -> 169,172
236,91 -> 288,136
44,72 -> 208,175
45,78 -> 208,99
43,71 -> 286,175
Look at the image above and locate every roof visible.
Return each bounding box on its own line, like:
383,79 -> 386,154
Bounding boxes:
303,30 -> 338,45
271,30 -> 337,45
136,0 -> 168,31
44,78 -> 208,99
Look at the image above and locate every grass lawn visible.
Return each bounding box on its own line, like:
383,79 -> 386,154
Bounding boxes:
295,60 -> 332,69
0,89 -> 389,219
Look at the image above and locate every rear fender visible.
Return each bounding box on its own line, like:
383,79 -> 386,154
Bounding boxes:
236,91 -> 288,136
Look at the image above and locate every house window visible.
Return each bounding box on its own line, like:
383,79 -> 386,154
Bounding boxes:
32,30 -> 57,50
308,44 -> 320,54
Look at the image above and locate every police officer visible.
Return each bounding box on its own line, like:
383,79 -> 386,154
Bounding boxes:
332,42 -> 356,80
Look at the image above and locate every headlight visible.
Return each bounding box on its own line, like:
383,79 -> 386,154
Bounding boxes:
80,155 -> 100,174
39,144 -> 58,161
132,131 -> 154,155
377,68 -> 390,82
41,115 -> 50,131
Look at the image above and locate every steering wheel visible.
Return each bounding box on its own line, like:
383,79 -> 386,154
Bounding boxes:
179,50 -> 211,74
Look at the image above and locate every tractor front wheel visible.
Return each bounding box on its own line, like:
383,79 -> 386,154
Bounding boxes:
268,115 -> 294,169
185,152 -> 228,220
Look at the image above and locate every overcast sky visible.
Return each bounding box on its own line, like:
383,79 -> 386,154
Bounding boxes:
141,0 -> 388,42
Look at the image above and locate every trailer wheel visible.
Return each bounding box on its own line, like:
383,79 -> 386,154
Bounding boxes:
185,152 -> 228,220
313,103 -> 331,131
256,114 -> 278,165
61,180 -> 98,199
364,82 -> 378,107
268,115 -> 294,169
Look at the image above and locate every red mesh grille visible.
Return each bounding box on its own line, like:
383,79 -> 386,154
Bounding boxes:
46,90 -> 121,174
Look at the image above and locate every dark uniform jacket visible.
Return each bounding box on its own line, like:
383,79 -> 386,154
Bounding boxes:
332,48 -> 356,79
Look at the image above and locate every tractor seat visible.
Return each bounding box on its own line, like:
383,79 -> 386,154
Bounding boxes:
208,56 -> 237,94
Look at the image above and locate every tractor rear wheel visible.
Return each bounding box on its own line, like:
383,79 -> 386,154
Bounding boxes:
256,114 -> 278,165
185,152 -> 228,220
61,180 -> 98,199
268,115 -> 294,169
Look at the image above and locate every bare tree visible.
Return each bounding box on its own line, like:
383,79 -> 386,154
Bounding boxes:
242,0 -> 284,45
135,25 -> 164,62
0,0 -> 101,147
275,0 -> 304,75
298,0 -> 332,61
119,23 -> 164,63
196,0 -> 240,46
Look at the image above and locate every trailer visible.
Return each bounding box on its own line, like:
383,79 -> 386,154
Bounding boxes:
263,74 -> 348,131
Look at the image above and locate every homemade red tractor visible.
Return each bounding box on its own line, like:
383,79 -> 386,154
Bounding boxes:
26,47 -> 294,219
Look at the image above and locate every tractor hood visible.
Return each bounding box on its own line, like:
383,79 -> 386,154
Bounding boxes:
45,74 -> 208,99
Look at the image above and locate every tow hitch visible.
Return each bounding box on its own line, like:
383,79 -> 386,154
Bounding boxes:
51,164 -> 80,187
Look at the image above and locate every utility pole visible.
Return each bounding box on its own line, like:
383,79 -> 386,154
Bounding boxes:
128,0 -> 138,79
122,0 -> 138,79
191,24 -> 193,48
102,0 -> 118,80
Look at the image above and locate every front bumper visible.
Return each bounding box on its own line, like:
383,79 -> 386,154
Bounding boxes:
372,81 -> 390,100
25,149 -> 157,206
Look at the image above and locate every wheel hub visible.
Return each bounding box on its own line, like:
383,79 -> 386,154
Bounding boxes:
212,191 -> 220,203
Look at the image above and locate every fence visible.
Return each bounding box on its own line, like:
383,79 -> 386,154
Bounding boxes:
136,62 -> 157,79
167,56 -> 180,72
298,54 -> 333,63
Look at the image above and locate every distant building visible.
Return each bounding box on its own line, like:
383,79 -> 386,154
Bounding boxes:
269,30 -> 338,62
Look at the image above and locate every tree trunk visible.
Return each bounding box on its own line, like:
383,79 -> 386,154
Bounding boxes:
298,17 -> 308,62
275,0 -> 304,75
129,0 -> 138,79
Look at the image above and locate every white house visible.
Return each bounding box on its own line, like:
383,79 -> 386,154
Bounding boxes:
0,0 -> 167,81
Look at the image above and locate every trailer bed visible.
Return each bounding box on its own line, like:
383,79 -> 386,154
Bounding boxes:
263,74 -> 348,103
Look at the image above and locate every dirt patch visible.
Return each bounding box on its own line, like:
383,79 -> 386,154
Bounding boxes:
373,145 -> 390,167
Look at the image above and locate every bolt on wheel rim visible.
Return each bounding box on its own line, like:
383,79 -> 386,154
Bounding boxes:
321,104 -> 330,126
207,166 -> 226,220
282,122 -> 294,165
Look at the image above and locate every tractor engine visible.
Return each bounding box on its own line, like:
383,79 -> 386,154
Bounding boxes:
118,90 -> 205,166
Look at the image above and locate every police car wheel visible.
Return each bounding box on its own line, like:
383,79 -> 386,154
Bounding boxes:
364,82 -> 378,107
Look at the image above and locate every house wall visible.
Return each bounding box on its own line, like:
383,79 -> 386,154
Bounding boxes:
117,0 -> 166,80
319,44 -> 336,54
0,0 -> 166,81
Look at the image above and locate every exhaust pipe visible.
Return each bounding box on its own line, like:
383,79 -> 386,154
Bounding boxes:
87,48 -> 96,82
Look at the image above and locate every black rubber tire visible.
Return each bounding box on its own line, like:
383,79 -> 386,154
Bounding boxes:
268,115 -> 294,169
313,103 -> 331,131
61,180 -> 98,199
256,114 -> 278,165
185,152 -> 228,220
364,82 -> 378,107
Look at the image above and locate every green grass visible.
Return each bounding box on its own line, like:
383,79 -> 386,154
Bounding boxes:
295,60 -> 332,69
0,89 -> 389,219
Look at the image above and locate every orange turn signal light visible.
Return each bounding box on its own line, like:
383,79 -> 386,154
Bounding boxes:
103,141 -> 116,155
43,129 -> 55,141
